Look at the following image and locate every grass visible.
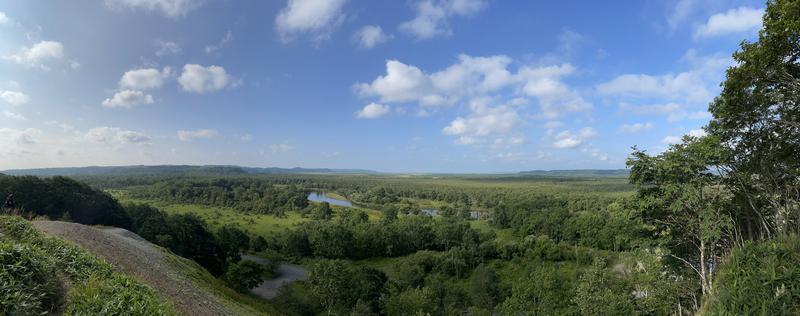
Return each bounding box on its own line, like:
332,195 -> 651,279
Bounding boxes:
470,220 -> 517,242
0,216 -> 176,315
112,190 -> 385,239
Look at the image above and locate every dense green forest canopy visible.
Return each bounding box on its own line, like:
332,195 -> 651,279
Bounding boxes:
2,0 -> 800,314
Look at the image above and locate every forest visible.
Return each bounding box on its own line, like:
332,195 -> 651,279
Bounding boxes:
2,0 -> 800,314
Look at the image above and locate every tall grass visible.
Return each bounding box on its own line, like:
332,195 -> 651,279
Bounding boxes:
0,216 -> 177,315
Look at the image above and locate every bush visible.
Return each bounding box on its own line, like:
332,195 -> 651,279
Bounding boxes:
223,260 -> 266,293
0,216 -> 176,315
704,234 -> 800,315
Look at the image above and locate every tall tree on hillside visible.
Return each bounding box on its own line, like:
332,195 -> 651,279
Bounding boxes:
708,0 -> 800,237
628,136 -> 735,296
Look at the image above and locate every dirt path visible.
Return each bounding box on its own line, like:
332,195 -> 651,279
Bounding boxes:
241,254 -> 308,299
33,221 -> 240,316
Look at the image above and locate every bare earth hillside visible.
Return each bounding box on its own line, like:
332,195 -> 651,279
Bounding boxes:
33,221 -> 244,316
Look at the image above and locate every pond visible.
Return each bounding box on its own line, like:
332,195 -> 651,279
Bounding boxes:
307,192 -> 353,207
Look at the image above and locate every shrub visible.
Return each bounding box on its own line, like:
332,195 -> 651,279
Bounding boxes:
704,234 -> 800,315
223,260 -> 266,293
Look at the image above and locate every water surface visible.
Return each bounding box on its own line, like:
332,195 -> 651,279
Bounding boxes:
307,192 -> 353,207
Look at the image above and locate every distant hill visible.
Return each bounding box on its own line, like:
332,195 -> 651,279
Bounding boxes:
1,165 -> 379,177
518,169 -> 630,177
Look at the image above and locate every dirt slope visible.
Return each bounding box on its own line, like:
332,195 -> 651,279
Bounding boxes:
33,221 -> 244,316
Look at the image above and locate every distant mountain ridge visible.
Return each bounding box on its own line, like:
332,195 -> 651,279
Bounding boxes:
1,165 -> 379,177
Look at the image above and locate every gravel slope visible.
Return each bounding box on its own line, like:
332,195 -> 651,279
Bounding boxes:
33,221 -> 242,316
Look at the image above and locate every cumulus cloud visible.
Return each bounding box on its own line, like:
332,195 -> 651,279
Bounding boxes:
102,90 -> 154,108
518,64 -> 590,119
119,67 -> 172,90
356,103 -> 391,119
3,41 -> 65,70
0,12 -> 11,25
399,0 -> 488,40
177,129 -> 218,141
552,127 -> 597,149
86,127 -> 151,144
155,40 -> 182,56
356,54 -> 588,119
442,98 -> 522,145
663,128 -> 708,145
354,25 -> 391,49
275,0 -> 348,43
0,91 -> 30,106
178,64 -> 233,93
104,0 -> 203,18
694,7 -> 763,39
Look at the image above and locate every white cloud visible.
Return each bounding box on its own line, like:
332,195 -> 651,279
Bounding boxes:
0,128 -> 41,145
553,131 -> 583,149
663,135 -> 682,145
0,91 -> 30,106
357,55 -> 588,120
3,111 -> 25,120
442,98 -> 521,145
275,0 -> 348,43
694,7 -> 763,39
552,127 -> 598,149
356,102 -> 391,119
3,41 -> 64,70
205,31 -> 232,54
356,54 -> 518,105
178,64 -> 233,93
687,128 -> 707,138
0,12 -> 11,25
519,63 -> 591,119
618,122 -> 654,133
354,25 -> 391,49
663,128 -> 708,145
86,127 -> 151,144
102,90 -> 154,108
119,67 -> 172,90
270,143 -> 294,153
104,0 -> 203,18
399,0 -> 487,40
177,129 -> 218,141
155,40 -> 182,56
598,52 -> 732,107
357,60 -> 433,103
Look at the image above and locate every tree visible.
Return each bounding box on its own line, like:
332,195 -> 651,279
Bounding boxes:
311,202 -> 333,220
628,137 -> 735,296
223,260 -> 266,292
251,235 -> 268,252
308,259 -> 353,314
470,264 -> 502,310
707,0 -> 800,237
217,225 -> 250,261
573,258 -> 636,315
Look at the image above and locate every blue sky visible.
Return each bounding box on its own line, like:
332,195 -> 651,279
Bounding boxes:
0,0 -> 765,172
